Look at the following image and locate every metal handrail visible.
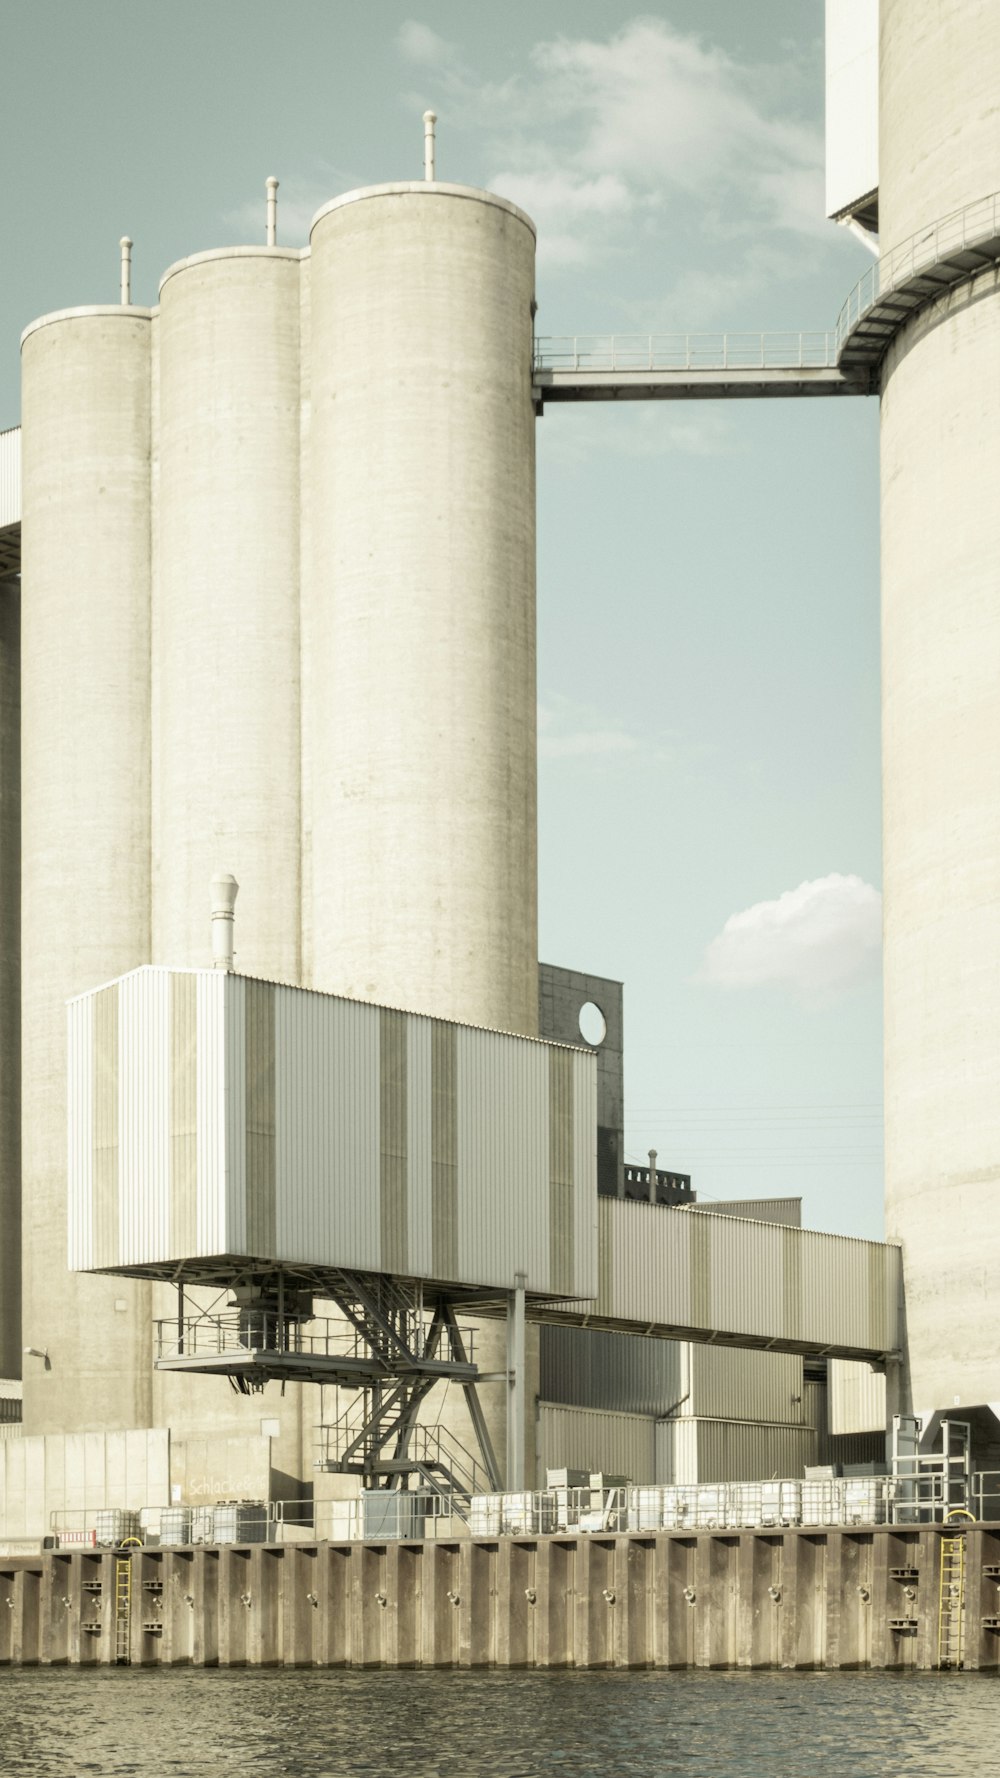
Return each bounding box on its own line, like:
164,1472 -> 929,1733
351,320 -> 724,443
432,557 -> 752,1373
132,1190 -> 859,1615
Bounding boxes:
835,189 -> 1000,355
533,331 -> 837,374
154,1311 -> 472,1367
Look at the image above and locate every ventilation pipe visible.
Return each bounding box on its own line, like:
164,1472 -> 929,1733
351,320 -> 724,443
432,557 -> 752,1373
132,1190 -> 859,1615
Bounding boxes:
266,176 -> 278,246
423,110 -> 437,181
119,237 -> 132,305
648,1149 -> 658,1204
210,873 -> 239,970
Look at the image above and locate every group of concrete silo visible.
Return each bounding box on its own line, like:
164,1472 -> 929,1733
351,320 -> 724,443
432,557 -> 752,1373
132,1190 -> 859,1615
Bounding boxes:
16,179 -> 538,1490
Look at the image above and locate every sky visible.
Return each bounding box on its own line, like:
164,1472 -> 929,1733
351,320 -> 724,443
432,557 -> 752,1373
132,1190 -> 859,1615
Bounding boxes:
2,1 -> 883,1237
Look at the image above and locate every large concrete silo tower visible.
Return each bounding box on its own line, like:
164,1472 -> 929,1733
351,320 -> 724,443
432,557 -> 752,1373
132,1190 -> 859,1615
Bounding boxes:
17,163 -> 539,1482
306,182 -> 538,1035
878,0 -> 1000,1418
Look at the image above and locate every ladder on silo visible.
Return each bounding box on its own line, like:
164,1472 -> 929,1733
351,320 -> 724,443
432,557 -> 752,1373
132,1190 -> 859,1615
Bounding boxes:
937,1513 -> 973,1669
114,1539 -> 141,1665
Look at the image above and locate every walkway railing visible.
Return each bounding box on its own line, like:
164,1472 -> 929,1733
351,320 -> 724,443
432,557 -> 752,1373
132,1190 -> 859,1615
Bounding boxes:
154,1310 -> 473,1367
46,1471 -> 1000,1548
835,189 -> 1000,355
534,332 -> 838,373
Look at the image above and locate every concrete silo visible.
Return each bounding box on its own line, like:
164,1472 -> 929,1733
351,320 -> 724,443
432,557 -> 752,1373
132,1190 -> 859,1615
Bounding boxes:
150,246 -> 308,1483
153,247 -> 302,984
0,571 -> 18,1383
878,0 -> 1000,1415
306,183 -> 539,1038
19,309 -> 153,1433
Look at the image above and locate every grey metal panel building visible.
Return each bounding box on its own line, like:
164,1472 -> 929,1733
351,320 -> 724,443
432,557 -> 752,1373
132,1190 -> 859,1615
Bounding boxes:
67,967 -> 598,1301
548,1199 -> 900,1361
539,1324 -> 805,1424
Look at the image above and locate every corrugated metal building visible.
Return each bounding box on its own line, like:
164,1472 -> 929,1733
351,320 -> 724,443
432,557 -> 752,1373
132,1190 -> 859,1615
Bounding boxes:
539,1324 -> 804,1423
829,1358 -> 887,1434
67,966 -> 597,1300
564,1199 -> 900,1360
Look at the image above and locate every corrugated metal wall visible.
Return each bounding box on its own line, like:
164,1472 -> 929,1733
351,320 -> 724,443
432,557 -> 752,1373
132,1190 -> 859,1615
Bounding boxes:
68,967 -> 598,1299
589,1198 -> 900,1359
829,1358 -> 887,1433
0,427 -> 20,530
538,1325 -> 804,1423
658,1419 -> 817,1485
537,1403 -> 656,1483
694,1198 -> 801,1227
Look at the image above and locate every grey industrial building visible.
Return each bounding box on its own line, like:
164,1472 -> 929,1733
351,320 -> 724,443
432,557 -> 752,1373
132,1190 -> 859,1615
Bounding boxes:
0,0 -> 998,1552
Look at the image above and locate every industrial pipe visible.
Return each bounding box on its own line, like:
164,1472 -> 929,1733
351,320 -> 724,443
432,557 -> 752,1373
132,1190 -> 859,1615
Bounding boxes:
119,237 -> 132,305
210,873 -> 239,970
266,177 -> 278,246
423,111 -> 437,181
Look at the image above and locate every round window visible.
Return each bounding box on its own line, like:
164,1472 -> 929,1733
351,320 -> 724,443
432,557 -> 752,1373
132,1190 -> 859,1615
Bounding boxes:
578,1001 -> 607,1046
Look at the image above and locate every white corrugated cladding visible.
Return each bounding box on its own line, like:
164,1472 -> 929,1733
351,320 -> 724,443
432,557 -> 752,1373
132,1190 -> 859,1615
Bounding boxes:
697,1198 -> 801,1227
537,1403 -> 656,1484
538,1325 -> 804,1423
67,967 -> 597,1298
0,427 -> 20,529
0,1429 -> 170,1542
687,1344 -> 804,1424
118,968 -> 170,1267
66,994 -> 93,1270
829,1358 -> 887,1433
274,978 -> 381,1271
658,1419 -> 817,1486
596,1199 -> 900,1358
457,1024 -> 550,1288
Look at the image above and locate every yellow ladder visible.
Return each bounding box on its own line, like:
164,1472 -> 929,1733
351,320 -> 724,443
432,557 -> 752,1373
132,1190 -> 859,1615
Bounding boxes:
937,1511 -> 973,1669
114,1537 -> 141,1665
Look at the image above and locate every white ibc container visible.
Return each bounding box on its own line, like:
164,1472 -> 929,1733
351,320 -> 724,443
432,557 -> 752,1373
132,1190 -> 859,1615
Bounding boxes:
844,1478 -> 885,1525
159,1508 -> 193,1546
95,1509 -> 141,1547
190,1506 -> 216,1544
695,1487 -> 725,1529
631,1486 -> 664,1531
502,1492 -> 555,1535
801,1480 -> 845,1527
469,1495 -> 504,1537
214,1502 -> 267,1544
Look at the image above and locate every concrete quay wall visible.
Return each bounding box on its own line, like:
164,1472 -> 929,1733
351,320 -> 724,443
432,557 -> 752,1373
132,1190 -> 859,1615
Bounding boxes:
3,1527 -> 1000,1671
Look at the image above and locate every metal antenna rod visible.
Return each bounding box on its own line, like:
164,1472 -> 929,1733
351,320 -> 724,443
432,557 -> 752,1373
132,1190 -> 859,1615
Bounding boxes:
119,237 -> 132,305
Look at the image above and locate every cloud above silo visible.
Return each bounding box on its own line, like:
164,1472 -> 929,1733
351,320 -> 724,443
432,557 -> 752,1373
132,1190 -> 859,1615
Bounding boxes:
699,874 -> 882,999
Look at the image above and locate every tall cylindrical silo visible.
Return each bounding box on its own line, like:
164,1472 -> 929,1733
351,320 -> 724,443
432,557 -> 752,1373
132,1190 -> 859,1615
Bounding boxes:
151,248 -> 307,1479
20,309 -> 153,1433
153,248 -> 302,981
0,576 -> 19,1384
879,0 -> 1000,1415
307,183 -> 539,1481
306,183 -> 538,1039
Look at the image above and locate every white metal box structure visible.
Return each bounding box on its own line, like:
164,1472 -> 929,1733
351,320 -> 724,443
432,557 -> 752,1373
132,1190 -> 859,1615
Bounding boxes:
825,0 -> 879,222
67,967 -> 597,1302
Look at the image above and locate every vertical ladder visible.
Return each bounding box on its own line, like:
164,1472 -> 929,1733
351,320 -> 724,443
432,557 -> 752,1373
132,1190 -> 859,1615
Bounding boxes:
114,1538 -> 140,1665
937,1512 -> 973,1669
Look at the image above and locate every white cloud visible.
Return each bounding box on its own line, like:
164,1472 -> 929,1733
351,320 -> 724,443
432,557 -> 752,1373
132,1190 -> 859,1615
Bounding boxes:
395,16 -> 835,284
699,874 -> 882,999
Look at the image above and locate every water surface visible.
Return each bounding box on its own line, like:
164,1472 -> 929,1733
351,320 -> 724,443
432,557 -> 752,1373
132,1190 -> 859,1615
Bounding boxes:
2,1668 -> 998,1778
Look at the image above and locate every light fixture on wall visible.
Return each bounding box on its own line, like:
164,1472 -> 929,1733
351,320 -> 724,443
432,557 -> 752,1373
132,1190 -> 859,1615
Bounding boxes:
23,1346 -> 50,1370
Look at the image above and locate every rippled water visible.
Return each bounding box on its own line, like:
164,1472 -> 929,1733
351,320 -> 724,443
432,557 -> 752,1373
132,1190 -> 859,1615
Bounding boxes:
1,1669 -> 998,1778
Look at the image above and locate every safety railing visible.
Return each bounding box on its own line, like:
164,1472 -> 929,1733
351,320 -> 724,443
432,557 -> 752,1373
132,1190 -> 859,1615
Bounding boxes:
835,189 -> 1000,355
154,1310 -> 474,1367
44,1470 -> 1000,1550
534,332 -> 838,373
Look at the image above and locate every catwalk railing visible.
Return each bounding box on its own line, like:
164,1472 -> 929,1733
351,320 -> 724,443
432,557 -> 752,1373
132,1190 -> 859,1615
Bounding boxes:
46,1471 -> 1000,1548
534,332 -> 838,373
835,188 -> 1000,356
